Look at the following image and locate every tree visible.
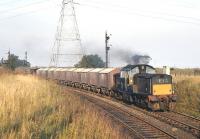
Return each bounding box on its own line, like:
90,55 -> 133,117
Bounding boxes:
3,54 -> 30,70
75,54 -> 105,68
7,54 -> 18,70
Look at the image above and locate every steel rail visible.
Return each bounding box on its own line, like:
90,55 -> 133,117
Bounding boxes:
68,88 -> 177,139
172,111 -> 200,121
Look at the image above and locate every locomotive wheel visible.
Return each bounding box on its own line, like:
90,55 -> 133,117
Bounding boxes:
87,87 -> 91,91
106,90 -> 110,96
129,95 -> 134,104
169,102 -> 176,111
110,91 -> 115,97
114,92 -> 118,99
122,93 -> 127,103
97,88 -> 101,94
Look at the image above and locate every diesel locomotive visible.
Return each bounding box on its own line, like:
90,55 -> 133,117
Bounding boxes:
36,64 -> 177,111
113,65 -> 176,111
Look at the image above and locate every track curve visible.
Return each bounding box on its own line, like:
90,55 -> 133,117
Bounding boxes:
62,85 -> 199,139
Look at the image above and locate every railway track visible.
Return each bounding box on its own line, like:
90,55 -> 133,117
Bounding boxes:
124,104 -> 200,138
67,88 -> 177,139
110,98 -> 200,138
146,111 -> 200,138
64,86 -> 199,138
89,89 -> 200,138
90,90 -> 200,138
172,111 -> 200,121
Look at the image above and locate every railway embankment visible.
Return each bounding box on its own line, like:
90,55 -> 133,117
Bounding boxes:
0,74 -> 127,139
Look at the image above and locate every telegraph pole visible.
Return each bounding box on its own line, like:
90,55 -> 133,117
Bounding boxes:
7,49 -> 11,68
105,31 -> 111,68
8,49 -> 10,59
8,49 -> 10,64
24,51 -> 28,66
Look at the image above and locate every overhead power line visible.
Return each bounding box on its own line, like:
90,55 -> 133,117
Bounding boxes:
79,0 -> 200,10
0,0 -> 23,6
0,0 -> 52,15
80,0 -> 200,22
0,11 -> 41,22
79,2 -> 200,26
0,0 -> 200,27
0,5 -> 58,22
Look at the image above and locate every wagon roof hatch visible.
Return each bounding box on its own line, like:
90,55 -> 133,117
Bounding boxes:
99,68 -> 119,74
89,68 -> 105,73
73,68 -> 85,72
48,68 -> 57,71
81,68 -> 94,72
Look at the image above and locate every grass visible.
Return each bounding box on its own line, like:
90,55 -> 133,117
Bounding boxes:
0,74 -> 126,139
173,75 -> 200,117
0,67 -> 11,75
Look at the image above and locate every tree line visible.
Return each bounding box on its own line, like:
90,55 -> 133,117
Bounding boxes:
0,53 -> 30,71
0,53 -> 105,70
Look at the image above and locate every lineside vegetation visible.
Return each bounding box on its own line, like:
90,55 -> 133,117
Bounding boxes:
0,74 -> 125,139
173,75 -> 200,117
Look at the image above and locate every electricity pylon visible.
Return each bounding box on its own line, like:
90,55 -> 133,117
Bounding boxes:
50,0 -> 83,67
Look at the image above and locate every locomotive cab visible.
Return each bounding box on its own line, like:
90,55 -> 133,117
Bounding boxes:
118,64 -> 156,92
135,74 -> 173,95
133,73 -> 176,111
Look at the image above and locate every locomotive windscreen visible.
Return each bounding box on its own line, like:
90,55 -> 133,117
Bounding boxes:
152,75 -> 172,84
146,66 -> 156,74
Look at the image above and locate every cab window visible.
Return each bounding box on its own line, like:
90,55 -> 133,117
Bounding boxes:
152,75 -> 172,84
146,66 -> 156,74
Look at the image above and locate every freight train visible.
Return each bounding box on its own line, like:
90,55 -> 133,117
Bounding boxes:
36,64 -> 177,111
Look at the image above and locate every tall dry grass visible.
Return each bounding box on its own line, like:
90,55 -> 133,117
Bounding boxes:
0,67 -> 12,75
173,75 -> 200,117
0,74 -> 125,139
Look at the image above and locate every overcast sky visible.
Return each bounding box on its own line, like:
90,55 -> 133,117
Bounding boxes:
0,0 -> 200,68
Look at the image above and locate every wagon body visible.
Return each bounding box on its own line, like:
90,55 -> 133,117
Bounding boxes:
80,68 -> 94,84
88,68 -> 104,87
37,68 -> 49,79
42,68 -> 49,79
65,68 -> 77,82
59,68 -> 68,81
36,68 -> 43,77
54,68 -> 63,80
72,68 -> 85,83
47,68 -> 57,80
99,68 -> 120,89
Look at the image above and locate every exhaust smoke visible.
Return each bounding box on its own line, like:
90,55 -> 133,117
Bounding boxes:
112,48 -> 151,65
